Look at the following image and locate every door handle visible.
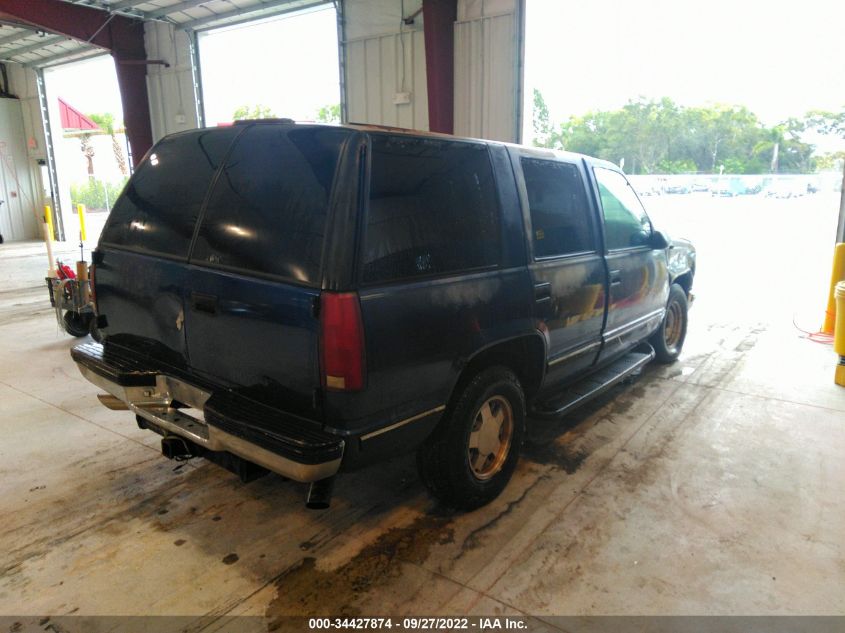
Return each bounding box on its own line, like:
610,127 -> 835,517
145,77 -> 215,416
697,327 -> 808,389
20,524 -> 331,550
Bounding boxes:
534,282 -> 552,302
191,292 -> 218,314
609,270 -> 622,286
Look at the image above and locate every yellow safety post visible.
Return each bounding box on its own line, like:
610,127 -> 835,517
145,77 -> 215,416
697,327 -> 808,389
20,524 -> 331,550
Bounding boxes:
43,205 -> 56,278
44,204 -> 54,241
834,282 -> 845,386
77,203 -> 87,242
822,243 -> 845,334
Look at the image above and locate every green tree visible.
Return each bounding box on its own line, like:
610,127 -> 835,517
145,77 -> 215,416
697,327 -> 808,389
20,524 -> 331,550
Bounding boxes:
806,108 -> 845,137
550,97 -> 817,175
531,89 -> 553,148
232,104 -> 276,120
70,178 -> 128,211
814,151 -> 845,171
89,112 -> 128,176
315,103 -> 341,123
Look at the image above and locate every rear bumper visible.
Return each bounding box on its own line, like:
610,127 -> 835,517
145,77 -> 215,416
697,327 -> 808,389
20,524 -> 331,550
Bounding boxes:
71,342 -> 343,483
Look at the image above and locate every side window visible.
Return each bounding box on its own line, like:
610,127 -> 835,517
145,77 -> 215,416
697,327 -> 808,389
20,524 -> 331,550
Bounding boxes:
594,167 -> 652,250
192,125 -> 350,284
362,135 -> 500,284
521,158 -> 594,258
100,127 -> 240,257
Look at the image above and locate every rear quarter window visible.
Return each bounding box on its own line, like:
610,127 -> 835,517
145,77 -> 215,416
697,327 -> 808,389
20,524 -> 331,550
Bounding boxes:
362,135 -> 501,284
100,127 -> 241,257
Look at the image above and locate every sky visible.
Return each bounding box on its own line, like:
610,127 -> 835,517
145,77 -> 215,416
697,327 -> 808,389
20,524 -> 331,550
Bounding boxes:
523,0 -> 845,151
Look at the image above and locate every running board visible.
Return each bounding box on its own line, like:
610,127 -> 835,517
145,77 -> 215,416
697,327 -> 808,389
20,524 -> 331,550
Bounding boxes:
531,345 -> 655,420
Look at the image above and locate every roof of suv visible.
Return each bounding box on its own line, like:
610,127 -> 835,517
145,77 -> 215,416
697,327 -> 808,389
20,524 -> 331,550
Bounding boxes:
211,119 -> 618,172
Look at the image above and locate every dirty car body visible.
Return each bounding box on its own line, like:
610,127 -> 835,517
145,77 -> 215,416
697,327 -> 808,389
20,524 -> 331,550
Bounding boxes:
72,121 -> 695,509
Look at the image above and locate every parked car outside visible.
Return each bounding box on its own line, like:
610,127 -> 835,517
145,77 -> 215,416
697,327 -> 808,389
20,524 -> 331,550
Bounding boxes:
664,181 -> 690,194
72,122 -> 696,510
766,180 -> 804,198
711,178 -> 744,197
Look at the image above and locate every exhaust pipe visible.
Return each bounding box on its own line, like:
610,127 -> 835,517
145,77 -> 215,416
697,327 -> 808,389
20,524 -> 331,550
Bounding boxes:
306,477 -> 335,510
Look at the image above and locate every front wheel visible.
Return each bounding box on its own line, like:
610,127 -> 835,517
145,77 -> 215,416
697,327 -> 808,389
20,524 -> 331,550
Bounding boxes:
417,366 -> 525,510
650,283 -> 688,363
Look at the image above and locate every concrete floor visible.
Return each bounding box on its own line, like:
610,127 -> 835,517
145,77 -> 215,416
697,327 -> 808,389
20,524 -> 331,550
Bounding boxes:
1,195 -> 844,628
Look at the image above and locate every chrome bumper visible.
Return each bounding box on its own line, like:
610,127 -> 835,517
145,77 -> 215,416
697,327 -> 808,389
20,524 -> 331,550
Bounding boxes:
78,365 -> 343,483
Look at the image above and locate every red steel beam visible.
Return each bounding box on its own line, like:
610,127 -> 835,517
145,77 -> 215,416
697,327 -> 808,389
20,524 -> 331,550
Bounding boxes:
0,0 -> 153,162
422,0 -> 457,134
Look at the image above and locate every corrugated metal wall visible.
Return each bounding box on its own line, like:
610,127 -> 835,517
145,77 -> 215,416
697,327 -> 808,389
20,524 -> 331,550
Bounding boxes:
144,22 -> 200,142
343,0 -> 429,130
141,0 -> 522,143
454,0 -> 522,142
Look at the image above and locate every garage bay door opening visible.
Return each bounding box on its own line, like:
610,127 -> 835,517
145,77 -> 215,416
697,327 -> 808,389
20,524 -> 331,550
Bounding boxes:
523,0 -> 845,331
43,55 -> 128,246
197,3 -> 341,127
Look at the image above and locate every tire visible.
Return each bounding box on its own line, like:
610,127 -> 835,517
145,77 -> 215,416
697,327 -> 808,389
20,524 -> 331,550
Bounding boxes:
63,311 -> 92,337
417,366 -> 525,510
650,283 -> 688,364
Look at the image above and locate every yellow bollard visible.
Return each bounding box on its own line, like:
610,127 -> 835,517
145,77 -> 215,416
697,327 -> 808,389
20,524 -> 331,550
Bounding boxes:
834,281 -> 845,387
44,204 -> 54,241
822,243 -> 845,334
43,205 -> 56,278
77,203 -> 87,242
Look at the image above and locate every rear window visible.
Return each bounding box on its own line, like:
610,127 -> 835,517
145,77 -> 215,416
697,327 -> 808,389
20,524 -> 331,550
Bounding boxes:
362,135 -> 500,284
100,127 -> 240,257
191,125 -> 350,284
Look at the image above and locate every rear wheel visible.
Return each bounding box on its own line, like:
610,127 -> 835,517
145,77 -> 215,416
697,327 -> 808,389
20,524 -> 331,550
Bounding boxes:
650,283 -> 688,363
417,366 -> 525,510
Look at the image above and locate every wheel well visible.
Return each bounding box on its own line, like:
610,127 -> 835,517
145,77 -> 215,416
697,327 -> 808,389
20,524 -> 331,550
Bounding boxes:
673,271 -> 693,295
452,336 -> 546,402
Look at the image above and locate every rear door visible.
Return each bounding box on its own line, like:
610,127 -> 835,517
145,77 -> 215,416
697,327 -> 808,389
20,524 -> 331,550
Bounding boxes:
591,166 -> 669,361
514,152 -> 606,386
182,124 -> 353,419
95,128 -> 241,368
343,135 -> 528,435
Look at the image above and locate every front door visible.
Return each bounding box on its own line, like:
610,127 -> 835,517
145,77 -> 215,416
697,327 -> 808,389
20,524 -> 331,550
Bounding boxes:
591,166 -> 669,361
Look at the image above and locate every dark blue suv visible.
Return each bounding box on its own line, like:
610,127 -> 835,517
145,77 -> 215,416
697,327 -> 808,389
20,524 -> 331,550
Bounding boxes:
72,121 -> 695,510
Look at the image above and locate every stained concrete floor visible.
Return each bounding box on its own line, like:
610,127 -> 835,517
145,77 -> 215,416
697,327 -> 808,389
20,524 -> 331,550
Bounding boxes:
1,196 -> 844,629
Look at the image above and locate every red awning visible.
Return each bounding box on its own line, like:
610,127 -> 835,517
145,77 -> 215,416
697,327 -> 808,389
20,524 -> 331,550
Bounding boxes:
58,97 -> 99,131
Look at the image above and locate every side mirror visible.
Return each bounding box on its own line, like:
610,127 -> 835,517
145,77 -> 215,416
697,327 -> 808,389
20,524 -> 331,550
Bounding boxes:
650,229 -> 671,250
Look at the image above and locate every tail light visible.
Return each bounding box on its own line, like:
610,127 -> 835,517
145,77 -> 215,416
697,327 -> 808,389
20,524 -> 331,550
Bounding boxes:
319,292 -> 366,391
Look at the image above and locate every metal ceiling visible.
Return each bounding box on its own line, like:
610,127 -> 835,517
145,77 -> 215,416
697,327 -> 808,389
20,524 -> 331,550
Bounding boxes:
0,0 -> 330,68
0,23 -> 103,67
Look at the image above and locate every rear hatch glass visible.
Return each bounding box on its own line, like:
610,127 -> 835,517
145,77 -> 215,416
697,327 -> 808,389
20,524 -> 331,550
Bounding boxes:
100,127 -> 241,258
